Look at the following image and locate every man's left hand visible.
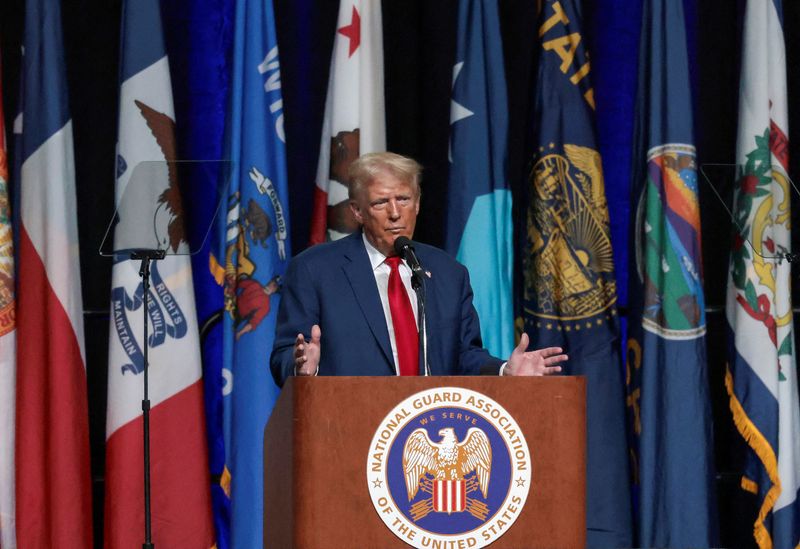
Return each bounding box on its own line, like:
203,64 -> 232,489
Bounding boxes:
504,332 -> 567,376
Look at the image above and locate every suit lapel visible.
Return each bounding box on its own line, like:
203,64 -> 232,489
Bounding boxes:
341,233 -> 395,368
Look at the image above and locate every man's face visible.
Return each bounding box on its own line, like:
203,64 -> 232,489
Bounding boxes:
350,171 -> 420,257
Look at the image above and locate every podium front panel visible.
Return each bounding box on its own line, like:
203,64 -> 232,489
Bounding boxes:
265,376 -> 585,548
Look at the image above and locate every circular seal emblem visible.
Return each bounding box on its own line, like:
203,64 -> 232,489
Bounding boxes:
633,143 -> 705,340
524,145 -> 617,324
366,387 -> 531,548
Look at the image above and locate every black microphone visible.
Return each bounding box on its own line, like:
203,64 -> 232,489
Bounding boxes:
393,236 -> 429,375
393,236 -> 423,280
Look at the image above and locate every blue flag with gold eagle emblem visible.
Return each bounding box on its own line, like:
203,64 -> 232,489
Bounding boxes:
627,0 -> 718,545
207,0 -> 291,546
523,1 -> 632,546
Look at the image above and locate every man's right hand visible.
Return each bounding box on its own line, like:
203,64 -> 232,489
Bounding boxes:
294,324 -> 321,376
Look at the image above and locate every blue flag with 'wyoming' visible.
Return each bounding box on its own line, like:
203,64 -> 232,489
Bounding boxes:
208,0 -> 291,546
627,0 -> 718,545
524,1 -> 632,546
444,0 -> 513,359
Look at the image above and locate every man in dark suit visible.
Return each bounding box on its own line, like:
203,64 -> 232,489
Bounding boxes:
270,152 -> 566,386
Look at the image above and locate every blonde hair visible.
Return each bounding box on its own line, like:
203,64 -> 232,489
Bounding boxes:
348,152 -> 422,201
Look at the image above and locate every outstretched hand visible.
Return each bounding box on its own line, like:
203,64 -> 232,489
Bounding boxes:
294,324 -> 321,376
504,332 -> 567,376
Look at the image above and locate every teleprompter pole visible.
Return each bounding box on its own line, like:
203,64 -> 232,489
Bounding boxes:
131,248 -> 166,549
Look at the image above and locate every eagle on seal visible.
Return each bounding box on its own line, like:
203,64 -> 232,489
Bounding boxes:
402,427 -> 492,500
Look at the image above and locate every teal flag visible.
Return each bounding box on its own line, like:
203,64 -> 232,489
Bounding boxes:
444,0 -> 513,359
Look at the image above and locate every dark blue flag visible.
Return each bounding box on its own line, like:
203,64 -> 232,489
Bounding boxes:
207,0 -> 291,546
627,0 -> 718,545
524,1 -> 632,546
586,0 -> 643,310
163,0 -> 235,546
444,0 -> 513,359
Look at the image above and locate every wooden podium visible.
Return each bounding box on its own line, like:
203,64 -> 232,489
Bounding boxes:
264,376 -> 585,548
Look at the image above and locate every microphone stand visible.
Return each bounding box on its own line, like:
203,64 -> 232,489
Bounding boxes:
131,248 -> 166,549
411,270 -> 429,376
394,237 -> 429,375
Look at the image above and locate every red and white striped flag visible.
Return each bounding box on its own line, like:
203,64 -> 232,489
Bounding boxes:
14,0 -> 93,546
104,0 -> 213,547
0,55 -> 17,549
309,0 -> 385,244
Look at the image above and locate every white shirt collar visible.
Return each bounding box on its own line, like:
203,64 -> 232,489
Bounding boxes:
362,232 -> 407,271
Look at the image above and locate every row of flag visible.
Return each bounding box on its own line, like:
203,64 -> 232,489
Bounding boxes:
0,1 -> 797,549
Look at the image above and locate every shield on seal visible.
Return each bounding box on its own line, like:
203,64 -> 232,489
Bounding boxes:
433,479 -> 466,514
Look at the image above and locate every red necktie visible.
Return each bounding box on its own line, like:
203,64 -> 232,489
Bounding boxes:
385,256 -> 419,376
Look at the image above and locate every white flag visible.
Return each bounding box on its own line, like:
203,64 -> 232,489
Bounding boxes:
727,1 -> 800,547
309,0 -> 385,244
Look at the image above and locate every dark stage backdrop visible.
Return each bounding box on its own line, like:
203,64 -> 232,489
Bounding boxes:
2,0 -> 800,547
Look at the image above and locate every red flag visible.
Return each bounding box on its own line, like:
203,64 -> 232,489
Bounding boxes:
14,0 -> 93,546
104,0 -> 213,547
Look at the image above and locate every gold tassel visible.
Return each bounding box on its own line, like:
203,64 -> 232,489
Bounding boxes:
725,365 -> 782,549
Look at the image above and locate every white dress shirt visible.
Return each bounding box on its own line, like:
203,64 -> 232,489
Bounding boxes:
363,235 -> 507,376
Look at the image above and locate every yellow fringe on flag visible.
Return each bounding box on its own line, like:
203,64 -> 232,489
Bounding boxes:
725,365 -> 782,549
741,477 -> 758,495
209,253 -> 226,286
220,465 -> 232,499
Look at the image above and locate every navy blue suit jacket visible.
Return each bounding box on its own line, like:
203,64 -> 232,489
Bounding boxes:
270,231 -> 502,386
